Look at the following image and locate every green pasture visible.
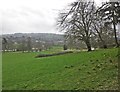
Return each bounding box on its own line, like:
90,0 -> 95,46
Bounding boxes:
2,48 -> 119,90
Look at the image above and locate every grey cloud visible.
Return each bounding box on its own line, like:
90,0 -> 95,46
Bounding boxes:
2,6 -> 58,34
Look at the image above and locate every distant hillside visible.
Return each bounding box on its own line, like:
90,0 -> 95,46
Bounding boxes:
2,33 -> 64,42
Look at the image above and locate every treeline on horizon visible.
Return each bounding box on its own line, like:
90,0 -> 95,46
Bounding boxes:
2,33 -> 64,52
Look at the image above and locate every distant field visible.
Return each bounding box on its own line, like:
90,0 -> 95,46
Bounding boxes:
2,48 -> 119,90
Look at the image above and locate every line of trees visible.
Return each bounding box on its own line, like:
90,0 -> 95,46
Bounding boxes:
57,0 -> 120,51
2,33 -> 65,52
2,36 -> 55,52
2,36 -> 32,52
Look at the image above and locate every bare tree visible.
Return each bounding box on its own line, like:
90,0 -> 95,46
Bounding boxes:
2,38 -> 8,52
57,1 -> 96,51
96,1 -> 120,47
92,13 -> 108,48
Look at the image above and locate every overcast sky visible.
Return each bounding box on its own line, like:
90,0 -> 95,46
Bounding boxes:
0,0 -> 108,34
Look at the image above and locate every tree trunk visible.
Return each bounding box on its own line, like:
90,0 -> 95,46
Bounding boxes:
103,44 -> 107,48
94,24 -> 107,49
112,11 -> 119,47
98,33 -> 107,48
87,44 -> 92,51
85,38 -> 92,51
113,22 -> 119,47
98,34 -> 107,48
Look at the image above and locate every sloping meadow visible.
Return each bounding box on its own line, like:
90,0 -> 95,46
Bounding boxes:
2,48 -> 119,90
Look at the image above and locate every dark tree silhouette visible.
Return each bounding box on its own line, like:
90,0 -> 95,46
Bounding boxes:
92,13 -> 108,48
57,1 -> 96,51
63,44 -> 67,50
2,38 -> 8,52
96,2 -> 120,47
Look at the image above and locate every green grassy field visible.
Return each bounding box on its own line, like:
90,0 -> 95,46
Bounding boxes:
2,48 -> 119,90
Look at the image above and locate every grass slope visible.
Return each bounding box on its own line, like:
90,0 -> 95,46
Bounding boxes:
2,48 -> 119,90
